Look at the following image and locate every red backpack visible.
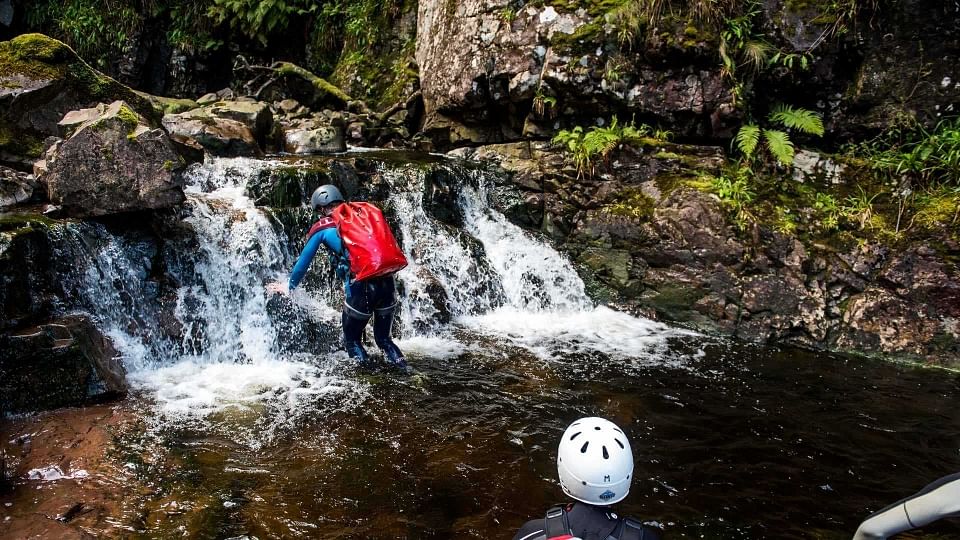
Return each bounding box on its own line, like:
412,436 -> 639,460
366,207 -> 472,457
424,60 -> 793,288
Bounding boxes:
328,202 -> 407,281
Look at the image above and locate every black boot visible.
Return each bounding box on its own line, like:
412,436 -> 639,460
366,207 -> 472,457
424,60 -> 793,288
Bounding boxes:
342,310 -> 371,366
374,305 -> 410,374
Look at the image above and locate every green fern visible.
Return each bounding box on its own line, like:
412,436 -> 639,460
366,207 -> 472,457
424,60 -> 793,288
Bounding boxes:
769,105 -> 824,136
763,129 -> 795,165
734,124 -> 761,157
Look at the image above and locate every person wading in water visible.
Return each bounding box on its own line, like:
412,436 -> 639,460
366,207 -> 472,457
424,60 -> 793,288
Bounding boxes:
268,184 -> 410,373
513,417 -> 663,540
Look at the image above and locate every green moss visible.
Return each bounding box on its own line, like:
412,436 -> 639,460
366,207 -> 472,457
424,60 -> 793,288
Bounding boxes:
542,0 -> 631,18
0,33 -> 71,81
0,119 -> 47,158
604,189 -> 655,220
550,21 -> 604,51
115,103 -> 141,129
276,61 -> 352,103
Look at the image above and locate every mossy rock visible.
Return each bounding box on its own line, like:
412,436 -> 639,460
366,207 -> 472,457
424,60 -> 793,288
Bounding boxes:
246,165 -> 333,208
0,34 -> 161,161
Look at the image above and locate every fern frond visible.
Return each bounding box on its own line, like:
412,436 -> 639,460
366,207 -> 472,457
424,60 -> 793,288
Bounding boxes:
769,105 -> 824,136
734,124 -> 761,157
764,129 -> 795,165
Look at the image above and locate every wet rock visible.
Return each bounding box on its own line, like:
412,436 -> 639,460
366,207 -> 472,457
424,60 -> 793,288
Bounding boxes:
0,214 -> 59,330
879,245 -> 960,318
0,167 -> 38,208
39,101 -> 186,218
246,165 -> 332,207
834,287 -> 944,357
0,315 -> 126,415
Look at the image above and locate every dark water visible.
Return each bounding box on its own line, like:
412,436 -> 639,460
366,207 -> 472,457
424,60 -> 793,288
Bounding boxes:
110,333 -> 960,539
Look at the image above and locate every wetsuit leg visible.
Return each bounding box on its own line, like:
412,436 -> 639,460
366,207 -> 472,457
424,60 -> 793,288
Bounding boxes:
343,280 -> 372,364
369,276 -> 406,368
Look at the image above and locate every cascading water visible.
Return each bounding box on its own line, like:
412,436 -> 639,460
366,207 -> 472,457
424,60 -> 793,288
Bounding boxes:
57,153 -> 686,442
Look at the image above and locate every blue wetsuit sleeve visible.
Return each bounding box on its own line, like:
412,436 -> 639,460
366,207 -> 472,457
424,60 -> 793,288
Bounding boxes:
288,233 -> 324,291
288,227 -> 345,290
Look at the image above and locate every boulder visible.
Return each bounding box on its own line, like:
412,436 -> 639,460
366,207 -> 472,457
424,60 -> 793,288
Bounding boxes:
0,315 -> 126,415
40,100 -> 186,218
205,100 -> 274,142
162,107 -> 262,157
0,34 -> 159,166
280,117 -> 346,154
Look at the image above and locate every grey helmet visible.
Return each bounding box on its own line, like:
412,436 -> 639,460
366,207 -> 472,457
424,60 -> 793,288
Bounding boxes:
311,184 -> 345,211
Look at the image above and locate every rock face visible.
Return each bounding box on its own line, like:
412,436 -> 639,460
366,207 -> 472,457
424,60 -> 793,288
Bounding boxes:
459,142 -> 960,366
416,1 -> 737,146
0,315 -> 127,415
39,100 -> 185,218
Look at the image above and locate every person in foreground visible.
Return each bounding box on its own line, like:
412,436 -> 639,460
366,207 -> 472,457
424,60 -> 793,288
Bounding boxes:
514,417 -> 662,540
268,184 -> 410,372
853,471 -> 960,539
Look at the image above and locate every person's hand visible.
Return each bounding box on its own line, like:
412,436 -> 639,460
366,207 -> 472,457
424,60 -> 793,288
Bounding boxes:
266,281 -> 289,295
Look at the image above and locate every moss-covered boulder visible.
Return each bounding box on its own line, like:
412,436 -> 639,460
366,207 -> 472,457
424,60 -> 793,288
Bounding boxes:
0,33 -> 159,165
39,100 -> 186,217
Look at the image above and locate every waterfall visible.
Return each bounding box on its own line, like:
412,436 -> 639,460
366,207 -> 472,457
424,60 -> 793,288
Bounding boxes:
57,154 -> 686,440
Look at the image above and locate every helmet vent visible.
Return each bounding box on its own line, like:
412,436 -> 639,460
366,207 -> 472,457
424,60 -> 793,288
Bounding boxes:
615,438 -> 624,449
602,446 -> 609,459
570,431 -> 582,441
594,426 -> 601,430
580,441 -> 589,453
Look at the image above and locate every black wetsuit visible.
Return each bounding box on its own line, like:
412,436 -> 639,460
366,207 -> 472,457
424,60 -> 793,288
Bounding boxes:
513,503 -> 662,540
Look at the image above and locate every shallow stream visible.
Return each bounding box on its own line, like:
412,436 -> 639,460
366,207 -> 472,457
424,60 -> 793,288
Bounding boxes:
3,153 -> 959,539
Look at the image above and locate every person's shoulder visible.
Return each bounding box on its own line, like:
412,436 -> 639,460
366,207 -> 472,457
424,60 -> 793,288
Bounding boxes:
512,518 -> 545,540
616,516 -> 663,540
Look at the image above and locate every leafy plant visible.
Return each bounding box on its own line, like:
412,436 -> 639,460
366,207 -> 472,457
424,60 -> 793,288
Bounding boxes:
841,186 -> 883,231
24,0 -> 142,67
552,117 -> 654,177
734,104 -> 824,166
704,166 -> 757,230
813,192 -> 841,231
532,87 -> 558,118
208,0 -> 316,46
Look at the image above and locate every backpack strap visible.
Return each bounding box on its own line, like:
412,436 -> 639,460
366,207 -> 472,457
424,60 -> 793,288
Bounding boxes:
305,217 -> 336,241
615,517 -> 653,540
544,505 -> 575,540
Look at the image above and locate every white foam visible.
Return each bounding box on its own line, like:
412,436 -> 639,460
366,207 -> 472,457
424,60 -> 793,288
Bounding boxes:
397,335 -> 473,360
457,306 -> 695,362
26,466 -> 89,481
128,357 -> 366,442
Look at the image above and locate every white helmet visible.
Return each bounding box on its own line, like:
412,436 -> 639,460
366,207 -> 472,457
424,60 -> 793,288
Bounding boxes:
557,417 -> 634,505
